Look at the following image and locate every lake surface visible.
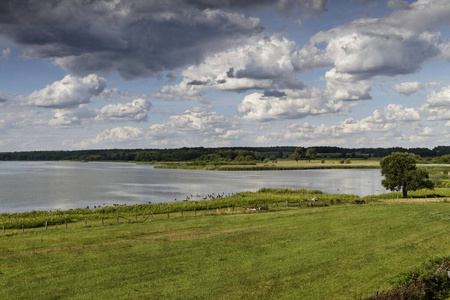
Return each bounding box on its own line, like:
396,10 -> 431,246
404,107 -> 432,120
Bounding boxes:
0,161 -> 388,213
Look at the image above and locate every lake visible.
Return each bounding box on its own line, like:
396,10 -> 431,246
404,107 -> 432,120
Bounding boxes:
0,161 -> 388,213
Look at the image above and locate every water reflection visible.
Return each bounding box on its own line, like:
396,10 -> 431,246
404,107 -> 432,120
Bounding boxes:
0,161 -> 387,213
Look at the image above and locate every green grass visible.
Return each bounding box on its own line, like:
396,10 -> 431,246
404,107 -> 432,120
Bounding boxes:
0,188 -> 359,229
1,201 -> 450,299
153,159 -> 382,171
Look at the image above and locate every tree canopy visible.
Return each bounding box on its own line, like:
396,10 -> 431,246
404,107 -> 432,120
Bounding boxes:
305,148 -> 317,162
380,152 -> 433,198
291,147 -> 302,162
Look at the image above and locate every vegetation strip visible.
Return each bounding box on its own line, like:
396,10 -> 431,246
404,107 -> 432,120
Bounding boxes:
1,200 -> 449,299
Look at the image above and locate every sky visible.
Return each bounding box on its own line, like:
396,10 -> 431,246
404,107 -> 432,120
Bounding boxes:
0,0 -> 449,151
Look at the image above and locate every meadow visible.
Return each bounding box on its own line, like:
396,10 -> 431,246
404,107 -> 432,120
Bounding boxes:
1,190 -> 450,299
153,159 -> 450,188
153,158 -> 382,171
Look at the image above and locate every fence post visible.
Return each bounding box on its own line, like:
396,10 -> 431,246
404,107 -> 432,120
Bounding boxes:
65,220 -> 68,229
101,218 -> 104,226
167,211 -> 170,218
45,221 -> 48,230
85,218 -> 87,226
232,205 -> 235,212
286,201 -> 289,207
194,208 -> 197,217
181,209 -> 183,217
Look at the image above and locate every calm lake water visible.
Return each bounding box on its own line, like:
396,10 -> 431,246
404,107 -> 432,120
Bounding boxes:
0,161 -> 388,213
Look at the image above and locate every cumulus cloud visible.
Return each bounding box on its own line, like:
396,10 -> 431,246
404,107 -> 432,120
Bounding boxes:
77,126 -> 145,148
256,103 -> 421,145
49,106 -> 97,128
26,74 -> 106,108
157,0 -> 450,104
426,85 -> 450,108
293,0 -> 450,100
154,35 -> 318,101
392,81 -> 422,96
421,85 -> 450,121
0,97 -> 49,133
311,21 -> 442,79
325,68 -> 371,100
79,107 -> 244,148
0,0 -> 271,79
393,81 -> 441,96
96,99 -> 151,122
238,87 -> 344,122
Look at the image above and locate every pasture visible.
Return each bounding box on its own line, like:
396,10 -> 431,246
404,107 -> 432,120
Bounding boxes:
1,199 -> 449,299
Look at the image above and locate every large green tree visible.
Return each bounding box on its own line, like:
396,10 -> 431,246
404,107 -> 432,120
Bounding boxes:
291,147 -> 302,162
305,148 -> 317,162
380,152 -> 433,198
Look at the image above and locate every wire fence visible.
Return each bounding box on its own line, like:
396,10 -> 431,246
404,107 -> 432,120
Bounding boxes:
0,199 -> 373,237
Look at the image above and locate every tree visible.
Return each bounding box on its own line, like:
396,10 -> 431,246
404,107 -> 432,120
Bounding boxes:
291,147 -> 302,162
380,152 -> 433,198
305,148 -> 317,162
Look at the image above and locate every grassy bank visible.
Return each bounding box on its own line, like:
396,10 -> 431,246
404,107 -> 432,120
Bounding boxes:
153,159 -> 450,187
1,200 -> 450,299
0,188 -> 359,229
2,187 -> 450,230
153,158 -> 382,171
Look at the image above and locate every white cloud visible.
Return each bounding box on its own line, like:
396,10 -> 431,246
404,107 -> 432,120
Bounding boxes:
426,85 -> 450,107
325,68 -> 372,101
78,107 -> 244,148
26,74 -> 106,108
293,0 -> 450,100
49,106 -> 97,128
1,48 -> 11,60
310,21 -> 441,79
96,99 -> 151,122
83,126 -> 145,147
154,35 -> 312,101
421,85 -> 450,121
256,104 -> 422,145
238,87 -> 344,122
393,81 -> 441,96
392,81 -> 422,96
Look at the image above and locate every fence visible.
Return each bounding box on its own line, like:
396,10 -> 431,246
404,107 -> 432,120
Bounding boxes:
1,199 -> 370,236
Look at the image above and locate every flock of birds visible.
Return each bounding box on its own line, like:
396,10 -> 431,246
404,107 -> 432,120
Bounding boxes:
175,192 -> 234,202
84,192 -> 235,209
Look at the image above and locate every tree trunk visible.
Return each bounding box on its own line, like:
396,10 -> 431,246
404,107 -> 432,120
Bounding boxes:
402,188 -> 408,198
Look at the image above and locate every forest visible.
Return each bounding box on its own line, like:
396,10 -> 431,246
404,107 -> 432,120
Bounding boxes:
0,146 -> 449,162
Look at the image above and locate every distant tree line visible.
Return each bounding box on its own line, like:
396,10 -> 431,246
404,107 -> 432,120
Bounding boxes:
0,146 -> 449,162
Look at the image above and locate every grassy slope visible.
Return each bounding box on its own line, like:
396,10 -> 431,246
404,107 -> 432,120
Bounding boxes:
1,202 -> 449,299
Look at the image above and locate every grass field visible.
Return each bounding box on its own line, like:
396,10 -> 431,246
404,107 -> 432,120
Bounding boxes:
1,200 -> 450,299
153,158 -> 382,171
